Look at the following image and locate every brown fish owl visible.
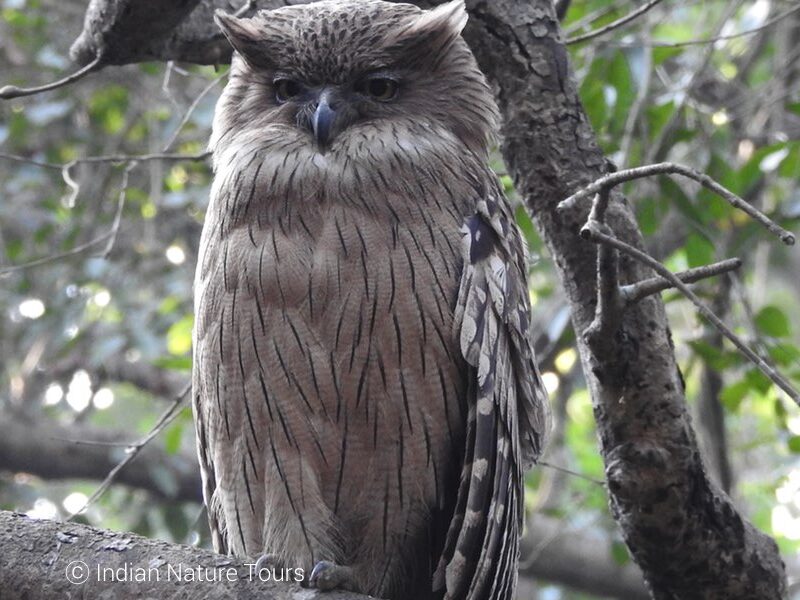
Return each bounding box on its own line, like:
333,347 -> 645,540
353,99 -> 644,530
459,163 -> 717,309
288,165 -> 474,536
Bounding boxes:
192,1 -> 549,599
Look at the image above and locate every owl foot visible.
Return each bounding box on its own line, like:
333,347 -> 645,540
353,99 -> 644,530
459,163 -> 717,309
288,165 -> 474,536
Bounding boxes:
308,560 -> 360,592
253,553 -> 281,577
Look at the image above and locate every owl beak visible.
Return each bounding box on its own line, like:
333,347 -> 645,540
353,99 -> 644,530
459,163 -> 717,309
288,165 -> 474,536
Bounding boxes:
312,89 -> 337,148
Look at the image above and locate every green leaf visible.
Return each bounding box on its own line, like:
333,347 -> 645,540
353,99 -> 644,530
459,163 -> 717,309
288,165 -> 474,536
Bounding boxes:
515,205 -> 540,251
579,63 -> 608,132
152,356 -> 192,371
688,340 -> 740,371
778,144 -> 800,179
166,314 -> 194,356
707,153 -> 738,194
164,422 -> 184,455
720,380 -> 749,412
745,369 -> 772,395
684,233 -> 715,268
608,51 -> 635,136
646,100 -> 676,141
738,142 -> 786,195
768,344 -> 800,366
5,238 -> 23,261
163,504 -> 190,541
788,436 -> 800,454
754,306 -> 791,338
611,541 -> 630,566
652,47 -> 682,65
659,176 -> 705,225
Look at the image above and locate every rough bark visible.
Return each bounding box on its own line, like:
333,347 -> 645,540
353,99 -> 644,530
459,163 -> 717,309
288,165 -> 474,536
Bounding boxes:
0,510 -> 363,600
465,2 -> 786,598
6,0 -> 786,598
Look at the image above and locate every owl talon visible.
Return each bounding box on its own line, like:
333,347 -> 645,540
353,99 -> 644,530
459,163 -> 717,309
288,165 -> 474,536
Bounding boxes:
309,560 -> 359,592
253,553 -> 281,576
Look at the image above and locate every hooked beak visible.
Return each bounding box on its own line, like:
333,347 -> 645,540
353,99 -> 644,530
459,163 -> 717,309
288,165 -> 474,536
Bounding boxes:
312,89 -> 337,147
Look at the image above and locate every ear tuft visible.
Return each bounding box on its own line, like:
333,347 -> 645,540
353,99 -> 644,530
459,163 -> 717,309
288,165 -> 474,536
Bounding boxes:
386,0 -> 468,64
214,10 -> 260,43
413,0 -> 468,39
215,10 -> 269,67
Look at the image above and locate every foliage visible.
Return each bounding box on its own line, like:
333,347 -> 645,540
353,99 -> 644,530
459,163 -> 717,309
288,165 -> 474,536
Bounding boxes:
1,0 -> 799,597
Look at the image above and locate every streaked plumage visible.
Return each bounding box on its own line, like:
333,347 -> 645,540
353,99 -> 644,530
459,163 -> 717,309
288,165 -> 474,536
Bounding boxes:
192,1 -> 548,598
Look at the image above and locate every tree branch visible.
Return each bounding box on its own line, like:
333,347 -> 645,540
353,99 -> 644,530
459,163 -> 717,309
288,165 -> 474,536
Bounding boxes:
565,0 -> 665,45
521,516 -> 649,600
619,258 -> 743,305
0,56 -> 101,99
610,4 -> 800,49
68,384 -> 191,519
0,510 -> 368,600
0,414 -> 202,503
558,162 -> 796,246
581,220 -> 799,405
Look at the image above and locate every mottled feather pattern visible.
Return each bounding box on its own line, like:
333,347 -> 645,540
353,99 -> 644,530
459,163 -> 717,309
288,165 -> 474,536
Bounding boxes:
434,179 -> 549,599
193,1 -> 548,599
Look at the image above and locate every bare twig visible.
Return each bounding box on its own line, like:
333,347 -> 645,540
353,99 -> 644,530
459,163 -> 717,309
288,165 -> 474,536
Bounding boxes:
162,74 -> 225,152
584,186 -> 621,353
101,162 -> 136,258
619,258 -> 743,304
0,56 -> 101,100
0,151 -> 210,171
51,438 -> 134,448
538,460 -> 604,486
0,151 -> 209,275
234,0 -> 257,17
566,0 -> 665,45
61,162 -> 81,208
558,162 -> 796,245
0,232 -> 113,276
645,1 -> 744,163
620,36 -> 652,167
562,0 -> 628,37
611,4 -> 800,49
67,382 -> 191,520
581,221 -> 800,405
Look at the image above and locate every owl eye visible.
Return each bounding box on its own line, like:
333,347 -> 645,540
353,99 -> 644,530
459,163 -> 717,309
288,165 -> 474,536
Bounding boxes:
273,78 -> 302,103
357,77 -> 399,101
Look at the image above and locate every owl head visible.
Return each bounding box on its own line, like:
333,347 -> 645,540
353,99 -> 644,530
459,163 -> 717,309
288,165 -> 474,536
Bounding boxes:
211,0 -> 498,161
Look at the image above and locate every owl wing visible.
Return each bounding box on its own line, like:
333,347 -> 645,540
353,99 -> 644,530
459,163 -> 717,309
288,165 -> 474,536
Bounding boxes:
193,386 -> 229,555
434,179 -> 549,600
192,215 -> 231,556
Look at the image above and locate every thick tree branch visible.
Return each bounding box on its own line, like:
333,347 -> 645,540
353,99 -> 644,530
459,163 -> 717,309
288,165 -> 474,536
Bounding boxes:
0,511 -> 366,600
0,413 -> 202,503
0,416 -> 647,598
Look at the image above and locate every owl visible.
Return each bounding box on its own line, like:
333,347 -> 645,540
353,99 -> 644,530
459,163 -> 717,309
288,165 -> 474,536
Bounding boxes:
191,1 -> 548,599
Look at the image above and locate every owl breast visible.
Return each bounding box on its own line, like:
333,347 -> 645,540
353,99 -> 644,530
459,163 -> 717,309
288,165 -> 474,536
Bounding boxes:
194,160 -> 475,596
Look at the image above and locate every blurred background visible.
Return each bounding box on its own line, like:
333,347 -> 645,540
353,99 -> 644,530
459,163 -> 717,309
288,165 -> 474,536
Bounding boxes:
0,0 -> 799,598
